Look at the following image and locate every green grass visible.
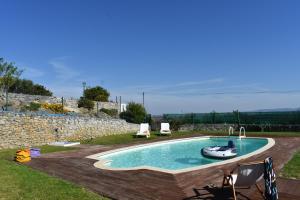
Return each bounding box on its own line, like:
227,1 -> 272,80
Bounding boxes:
281,151 -> 300,179
0,145 -> 77,160
0,146 -> 108,200
81,131 -> 201,145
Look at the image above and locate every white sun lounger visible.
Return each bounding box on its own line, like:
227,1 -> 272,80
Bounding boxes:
136,123 -> 150,138
160,123 -> 171,135
49,141 -> 80,147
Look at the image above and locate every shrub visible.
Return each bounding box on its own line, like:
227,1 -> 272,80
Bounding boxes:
168,120 -> 182,131
119,102 -> 146,124
78,97 -> 95,111
100,108 -> 118,117
9,78 -> 52,96
42,103 -> 69,113
84,86 -> 110,102
21,102 -> 41,111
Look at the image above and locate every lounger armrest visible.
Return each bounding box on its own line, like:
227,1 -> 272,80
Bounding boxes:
223,169 -> 231,177
238,160 -> 264,166
222,163 -> 239,175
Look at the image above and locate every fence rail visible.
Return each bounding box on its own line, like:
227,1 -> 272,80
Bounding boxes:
163,111 -> 300,125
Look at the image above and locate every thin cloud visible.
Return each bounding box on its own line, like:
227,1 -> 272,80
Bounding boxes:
110,79 -> 300,114
175,78 -> 224,87
22,66 -> 45,79
47,57 -> 83,98
47,85 -> 83,98
118,92 -> 300,115
14,61 -> 45,79
156,83 -> 266,96
113,79 -> 270,97
49,57 -> 80,81
118,78 -> 225,93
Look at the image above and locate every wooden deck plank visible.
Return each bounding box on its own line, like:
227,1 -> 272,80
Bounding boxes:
26,136 -> 300,200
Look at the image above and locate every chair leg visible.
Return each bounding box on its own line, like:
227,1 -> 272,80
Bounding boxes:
255,183 -> 265,199
222,176 -> 226,191
232,184 -> 237,200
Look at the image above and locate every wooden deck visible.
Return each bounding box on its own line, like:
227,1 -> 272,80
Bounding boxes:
26,136 -> 300,200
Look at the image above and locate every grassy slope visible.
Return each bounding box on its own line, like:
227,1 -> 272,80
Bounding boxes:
0,146 -> 108,200
281,151 -> 300,179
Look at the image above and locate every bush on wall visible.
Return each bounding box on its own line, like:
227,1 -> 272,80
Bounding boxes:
119,102 -> 147,124
84,86 -> 110,102
9,78 -> 53,96
168,119 -> 182,131
78,97 -> 95,111
100,108 -> 118,117
21,102 -> 41,112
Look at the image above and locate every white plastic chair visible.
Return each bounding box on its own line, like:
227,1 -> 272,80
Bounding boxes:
136,123 -> 150,138
160,123 -> 171,135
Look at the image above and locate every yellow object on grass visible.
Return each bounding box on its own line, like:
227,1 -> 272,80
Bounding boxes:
15,149 -> 31,163
15,156 -> 31,162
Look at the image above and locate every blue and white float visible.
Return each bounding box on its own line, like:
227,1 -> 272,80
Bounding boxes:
201,140 -> 237,159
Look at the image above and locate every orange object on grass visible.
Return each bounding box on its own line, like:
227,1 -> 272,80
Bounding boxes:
15,149 -> 31,163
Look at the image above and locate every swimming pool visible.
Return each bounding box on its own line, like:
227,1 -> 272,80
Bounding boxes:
88,136 -> 275,173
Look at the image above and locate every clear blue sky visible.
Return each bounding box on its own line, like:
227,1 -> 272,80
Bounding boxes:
1,0 -> 300,114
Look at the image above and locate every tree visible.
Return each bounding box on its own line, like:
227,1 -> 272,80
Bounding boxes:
78,97 -> 95,110
0,58 -> 23,110
84,86 -> 110,102
9,78 -> 52,96
119,102 -> 147,124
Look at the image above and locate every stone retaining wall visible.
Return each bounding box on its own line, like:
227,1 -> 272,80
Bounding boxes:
0,93 -> 119,112
0,112 -> 139,149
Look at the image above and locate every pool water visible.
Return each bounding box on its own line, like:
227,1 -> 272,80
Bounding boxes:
95,137 -> 269,171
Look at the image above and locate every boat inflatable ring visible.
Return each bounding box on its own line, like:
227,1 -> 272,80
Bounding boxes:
201,140 -> 237,159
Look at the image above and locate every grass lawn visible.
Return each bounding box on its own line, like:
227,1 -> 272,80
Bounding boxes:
0,145 -> 108,200
281,151 -> 300,179
81,131 -> 200,145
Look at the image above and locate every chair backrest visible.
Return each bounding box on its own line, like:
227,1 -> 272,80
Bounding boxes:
161,123 -> 170,131
234,162 -> 264,187
140,123 -> 149,132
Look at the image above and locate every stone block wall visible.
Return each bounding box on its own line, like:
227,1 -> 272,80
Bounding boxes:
0,93 -> 119,113
0,112 -> 139,149
94,101 -> 119,112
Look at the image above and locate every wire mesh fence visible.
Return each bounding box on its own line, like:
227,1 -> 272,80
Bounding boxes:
163,111 -> 300,125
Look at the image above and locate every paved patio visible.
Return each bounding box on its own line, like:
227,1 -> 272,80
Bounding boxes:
26,136 -> 300,200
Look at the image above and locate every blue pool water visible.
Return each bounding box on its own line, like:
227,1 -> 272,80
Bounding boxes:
98,137 -> 268,170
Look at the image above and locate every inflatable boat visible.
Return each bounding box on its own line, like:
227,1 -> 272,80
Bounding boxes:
201,140 -> 237,159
